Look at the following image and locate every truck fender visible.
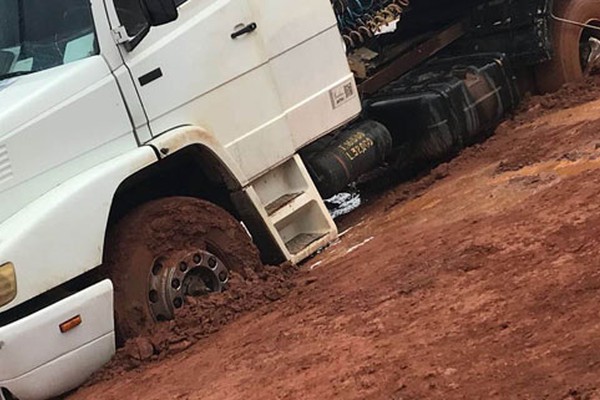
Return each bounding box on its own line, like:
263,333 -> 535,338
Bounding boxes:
149,125 -> 249,188
0,146 -> 158,313
147,125 -> 286,264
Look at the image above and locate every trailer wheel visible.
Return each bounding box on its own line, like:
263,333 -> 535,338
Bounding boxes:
535,0 -> 600,93
105,197 -> 262,340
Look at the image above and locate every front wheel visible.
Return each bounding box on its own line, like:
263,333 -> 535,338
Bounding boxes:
535,0 -> 600,93
104,197 -> 262,340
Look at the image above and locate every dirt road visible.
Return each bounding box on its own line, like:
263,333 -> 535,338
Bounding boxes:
69,82 -> 600,400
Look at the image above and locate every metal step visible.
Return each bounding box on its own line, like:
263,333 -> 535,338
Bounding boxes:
285,233 -> 327,255
244,155 -> 338,264
265,192 -> 302,216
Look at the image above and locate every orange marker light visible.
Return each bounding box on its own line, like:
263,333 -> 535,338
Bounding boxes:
59,315 -> 82,333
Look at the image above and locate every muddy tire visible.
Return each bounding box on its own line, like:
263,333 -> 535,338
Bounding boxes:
105,197 -> 262,340
535,0 -> 600,93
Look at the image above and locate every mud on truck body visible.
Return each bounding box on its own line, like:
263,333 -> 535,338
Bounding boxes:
0,0 -> 596,398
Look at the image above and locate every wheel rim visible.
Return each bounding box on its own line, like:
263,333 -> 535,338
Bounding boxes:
147,250 -> 230,321
579,19 -> 600,72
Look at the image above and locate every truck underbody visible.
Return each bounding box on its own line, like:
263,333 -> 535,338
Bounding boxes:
302,0 -> 556,200
339,0 -> 552,79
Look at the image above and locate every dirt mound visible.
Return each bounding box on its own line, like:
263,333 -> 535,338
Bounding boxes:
510,75 -> 600,127
69,77 -> 600,400
343,75 -> 600,227
86,263 -> 298,384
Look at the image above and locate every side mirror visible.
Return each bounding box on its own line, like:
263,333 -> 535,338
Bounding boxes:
140,0 -> 178,27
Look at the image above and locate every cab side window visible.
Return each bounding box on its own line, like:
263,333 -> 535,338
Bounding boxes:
114,0 -> 148,37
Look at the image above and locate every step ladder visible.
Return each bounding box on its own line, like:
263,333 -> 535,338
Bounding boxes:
244,155 -> 338,265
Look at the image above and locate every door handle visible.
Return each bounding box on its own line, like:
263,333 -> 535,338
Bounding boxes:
231,22 -> 258,39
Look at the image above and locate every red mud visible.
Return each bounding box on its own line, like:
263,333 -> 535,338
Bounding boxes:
87,264 -> 297,384
69,83 -> 600,399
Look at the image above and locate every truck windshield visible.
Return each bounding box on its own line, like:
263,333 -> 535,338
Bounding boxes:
0,0 -> 98,81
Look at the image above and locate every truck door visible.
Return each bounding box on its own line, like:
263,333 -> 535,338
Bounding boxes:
106,0 -> 296,180
247,0 -> 361,149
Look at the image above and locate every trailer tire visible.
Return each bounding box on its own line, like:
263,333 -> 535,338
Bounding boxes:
535,0 -> 600,93
105,196 -> 262,341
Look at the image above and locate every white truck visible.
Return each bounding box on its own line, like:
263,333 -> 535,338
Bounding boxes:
0,0 -> 597,398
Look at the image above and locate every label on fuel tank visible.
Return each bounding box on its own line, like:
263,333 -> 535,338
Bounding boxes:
330,79 -> 356,110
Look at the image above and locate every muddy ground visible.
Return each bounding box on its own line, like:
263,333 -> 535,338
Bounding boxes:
69,80 -> 600,400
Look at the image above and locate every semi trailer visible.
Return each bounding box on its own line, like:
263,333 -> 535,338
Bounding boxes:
0,0 -> 597,398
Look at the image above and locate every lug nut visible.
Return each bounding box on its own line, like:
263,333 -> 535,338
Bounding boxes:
193,254 -> 202,264
173,297 -> 183,309
152,262 -> 162,276
149,290 -> 159,303
179,262 -> 188,272
171,278 -> 181,290
208,257 -> 217,269
219,271 -> 228,282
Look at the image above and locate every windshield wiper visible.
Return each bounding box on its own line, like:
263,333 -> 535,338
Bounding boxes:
0,70 -> 35,82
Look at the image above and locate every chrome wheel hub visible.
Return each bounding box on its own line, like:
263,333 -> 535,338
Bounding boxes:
147,249 -> 229,321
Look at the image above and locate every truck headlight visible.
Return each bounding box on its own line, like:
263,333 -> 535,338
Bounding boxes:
0,262 -> 16,306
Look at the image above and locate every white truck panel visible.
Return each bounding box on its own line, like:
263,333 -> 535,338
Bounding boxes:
0,134 -> 135,228
0,146 -> 157,312
116,0 -> 298,179
149,125 -> 249,185
0,280 -> 115,400
114,66 -> 154,144
118,0 -> 269,130
150,63 -> 294,180
159,64 -> 295,180
269,28 -> 361,149
248,0 -> 338,58
2,333 -> 114,400
118,0 -> 360,180
0,57 -> 137,223
248,1 -> 361,148
0,280 -> 114,381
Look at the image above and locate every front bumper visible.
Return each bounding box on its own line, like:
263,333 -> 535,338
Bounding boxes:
0,280 -> 115,400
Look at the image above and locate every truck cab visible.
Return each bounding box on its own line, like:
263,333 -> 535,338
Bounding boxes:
0,1 -> 359,398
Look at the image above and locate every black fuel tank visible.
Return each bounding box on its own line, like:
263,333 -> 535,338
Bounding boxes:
303,120 -> 392,199
365,52 -> 519,164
